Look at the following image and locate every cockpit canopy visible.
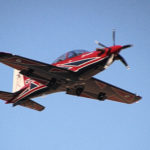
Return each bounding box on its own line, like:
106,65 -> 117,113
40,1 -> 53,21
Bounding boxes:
53,49 -> 89,64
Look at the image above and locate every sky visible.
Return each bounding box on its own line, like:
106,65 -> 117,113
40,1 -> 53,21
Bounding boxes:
0,0 -> 149,150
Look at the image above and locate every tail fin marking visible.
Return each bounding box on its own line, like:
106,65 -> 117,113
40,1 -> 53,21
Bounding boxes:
12,69 -> 25,92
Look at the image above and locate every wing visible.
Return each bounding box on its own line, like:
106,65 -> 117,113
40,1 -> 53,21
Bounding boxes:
67,77 -> 141,104
0,52 -> 75,85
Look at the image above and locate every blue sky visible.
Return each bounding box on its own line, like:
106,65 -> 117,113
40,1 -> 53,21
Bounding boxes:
0,0 -> 149,150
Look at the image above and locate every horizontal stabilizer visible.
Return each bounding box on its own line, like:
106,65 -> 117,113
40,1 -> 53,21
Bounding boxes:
18,99 -> 45,111
0,91 -> 14,101
0,91 -> 45,111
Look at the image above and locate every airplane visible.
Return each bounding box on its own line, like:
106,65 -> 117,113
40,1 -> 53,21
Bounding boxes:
0,31 -> 141,111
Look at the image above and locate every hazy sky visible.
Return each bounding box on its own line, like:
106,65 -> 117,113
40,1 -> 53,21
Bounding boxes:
0,0 -> 149,150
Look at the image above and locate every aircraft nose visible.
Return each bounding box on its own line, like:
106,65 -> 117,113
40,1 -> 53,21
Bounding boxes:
110,45 -> 122,54
110,44 -> 132,54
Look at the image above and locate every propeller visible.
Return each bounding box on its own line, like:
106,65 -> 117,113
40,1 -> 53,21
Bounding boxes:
112,29 -> 116,46
116,54 -> 130,69
95,40 -> 107,48
115,44 -> 132,69
104,54 -> 115,69
122,44 -> 132,49
95,30 -> 132,69
95,30 -> 116,48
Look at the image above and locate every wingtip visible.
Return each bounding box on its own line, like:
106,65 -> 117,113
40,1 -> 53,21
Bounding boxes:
136,95 -> 142,101
130,95 -> 142,104
0,52 -> 12,59
126,66 -> 130,70
38,106 -> 45,111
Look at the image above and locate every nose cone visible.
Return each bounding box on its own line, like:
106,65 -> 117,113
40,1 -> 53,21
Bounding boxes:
110,44 -> 132,54
110,45 -> 122,54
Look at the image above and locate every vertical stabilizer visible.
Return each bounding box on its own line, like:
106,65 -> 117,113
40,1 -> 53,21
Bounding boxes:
12,69 -> 25,92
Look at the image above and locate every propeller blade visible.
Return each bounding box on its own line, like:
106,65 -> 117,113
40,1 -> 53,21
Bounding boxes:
112,29 -> 116,46
95,40 -> 107,48
117,54 -> 130,69
122,44 -> 132,49
104,54 -> 115,69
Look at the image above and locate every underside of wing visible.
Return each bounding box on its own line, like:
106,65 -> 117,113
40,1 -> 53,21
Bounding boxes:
67,77 -> 141,104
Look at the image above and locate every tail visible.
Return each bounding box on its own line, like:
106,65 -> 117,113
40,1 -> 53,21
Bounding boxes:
12,69 -> 30,92
0,91 -> 45,111
0,69 -> 45,111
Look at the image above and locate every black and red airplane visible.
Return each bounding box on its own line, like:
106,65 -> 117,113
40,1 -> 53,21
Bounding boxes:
0,31 -> 141,111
